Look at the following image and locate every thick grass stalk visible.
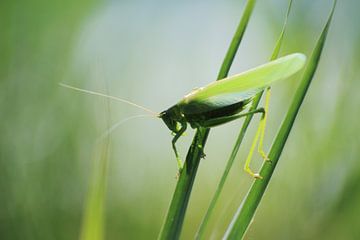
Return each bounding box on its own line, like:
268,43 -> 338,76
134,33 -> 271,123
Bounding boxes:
158,1 -> 256,239
195,1 -> 293,238
224,1 -> 337,239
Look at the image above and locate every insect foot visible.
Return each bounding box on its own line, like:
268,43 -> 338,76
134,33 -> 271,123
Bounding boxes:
260,151 -> 271,162
197,144 -> 206,159
253,173 -> 263,179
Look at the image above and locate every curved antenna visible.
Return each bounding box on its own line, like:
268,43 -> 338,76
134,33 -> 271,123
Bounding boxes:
96,114 -> 156,143
59,83 -> 159,116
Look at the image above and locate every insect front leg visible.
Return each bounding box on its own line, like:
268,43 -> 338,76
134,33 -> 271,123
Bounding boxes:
196,128 -> 207,159
172,123 -> 187,170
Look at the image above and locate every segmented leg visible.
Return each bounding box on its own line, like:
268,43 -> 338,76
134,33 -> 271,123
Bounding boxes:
244,88 -> 271,179
196,128 -> 207,159
172,123 -> 187,170
200,108 -> 265,128
258,87 -> 271,161
244,116 -> 264,179
199,108 -> 265,171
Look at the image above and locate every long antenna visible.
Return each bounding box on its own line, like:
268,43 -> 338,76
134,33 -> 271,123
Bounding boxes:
97,114 -> 155,142
59,83 -> 158,116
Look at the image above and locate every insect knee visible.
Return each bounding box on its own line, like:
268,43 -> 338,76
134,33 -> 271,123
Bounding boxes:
257,107 -> 265,116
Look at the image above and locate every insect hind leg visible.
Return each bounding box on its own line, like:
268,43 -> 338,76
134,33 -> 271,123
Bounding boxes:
257,87 -> 271,161
244,115 -> 264,179
244,87 -> 271,179
200,108 -> 265,128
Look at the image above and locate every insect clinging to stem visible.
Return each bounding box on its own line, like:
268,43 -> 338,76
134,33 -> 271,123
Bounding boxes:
60,52 -> 306,179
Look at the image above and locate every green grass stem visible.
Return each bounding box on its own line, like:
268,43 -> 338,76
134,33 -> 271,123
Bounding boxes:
158,1 -> 256,239
195,1 -> 293,238
224,1 -> 337,239
80,139 -> 110,240
80,87 -> 111,240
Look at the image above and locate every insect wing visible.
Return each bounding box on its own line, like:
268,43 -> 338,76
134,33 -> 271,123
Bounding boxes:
179,89 -> 260,114
180,53 -> 306,111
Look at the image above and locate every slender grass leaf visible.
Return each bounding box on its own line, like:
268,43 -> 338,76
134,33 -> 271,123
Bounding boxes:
80,140 -> 109,240
80,92 -> 111,240
196,1 -> 293,238
224,1 -> 337,239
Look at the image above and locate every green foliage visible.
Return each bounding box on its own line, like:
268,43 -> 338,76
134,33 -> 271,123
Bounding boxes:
80,140 -> 110,240
224,1 -> 337,238
0,0 -> 99,239
158,1 -> 256,239
3,0 -> 358,239
196,1 -> 293,237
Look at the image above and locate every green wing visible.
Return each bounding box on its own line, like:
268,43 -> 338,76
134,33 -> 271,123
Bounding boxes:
179,89 -> 260,115
178,53 -> 306,114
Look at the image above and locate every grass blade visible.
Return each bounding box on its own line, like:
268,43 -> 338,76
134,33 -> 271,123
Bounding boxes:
80,86 -> 111,240
195,1 -> 293,238
224,1 -> 337,239
158,1 -> 256,239
80,140 -> 110,240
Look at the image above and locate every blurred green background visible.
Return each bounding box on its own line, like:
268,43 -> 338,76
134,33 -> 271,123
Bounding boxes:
1,0 -> 359,239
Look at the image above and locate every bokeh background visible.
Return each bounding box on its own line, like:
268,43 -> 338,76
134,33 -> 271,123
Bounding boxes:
1,0 -> 359,239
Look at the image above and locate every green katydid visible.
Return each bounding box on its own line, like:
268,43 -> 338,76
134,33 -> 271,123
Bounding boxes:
60,52 -> 306,178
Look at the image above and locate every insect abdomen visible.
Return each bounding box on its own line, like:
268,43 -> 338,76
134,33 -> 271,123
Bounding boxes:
184,99 -> 250,128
